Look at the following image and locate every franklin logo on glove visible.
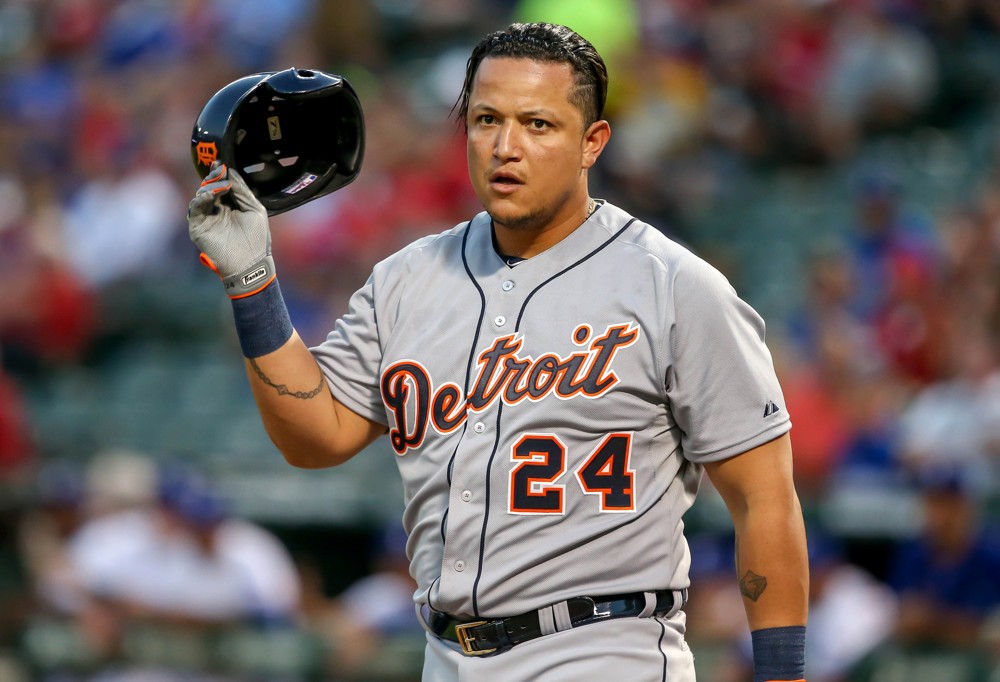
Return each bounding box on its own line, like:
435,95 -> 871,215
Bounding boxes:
242,267 -> 269,288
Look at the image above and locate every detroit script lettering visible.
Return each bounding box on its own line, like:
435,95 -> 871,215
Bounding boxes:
380,323 -> 640,455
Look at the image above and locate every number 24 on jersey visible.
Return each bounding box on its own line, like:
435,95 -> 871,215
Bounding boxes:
509,433 -> 635,514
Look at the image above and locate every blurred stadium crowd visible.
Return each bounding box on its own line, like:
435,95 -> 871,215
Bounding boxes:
1,0 -> 999,680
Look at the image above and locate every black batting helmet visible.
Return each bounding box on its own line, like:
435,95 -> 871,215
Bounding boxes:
191,68 -> 365,216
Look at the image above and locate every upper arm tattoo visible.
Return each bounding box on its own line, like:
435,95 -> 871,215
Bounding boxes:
248,358 -> 326,399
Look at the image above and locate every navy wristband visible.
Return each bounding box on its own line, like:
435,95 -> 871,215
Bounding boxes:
230,279 -> 294,358
751,625 -> 806,682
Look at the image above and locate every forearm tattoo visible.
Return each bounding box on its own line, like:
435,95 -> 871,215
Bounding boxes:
248,358 -> 325,399
733,537 -> 769,602
739,570 -> 768,602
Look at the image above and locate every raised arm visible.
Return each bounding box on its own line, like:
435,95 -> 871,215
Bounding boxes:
704,432 -> 809,682
188,162 -> 384,468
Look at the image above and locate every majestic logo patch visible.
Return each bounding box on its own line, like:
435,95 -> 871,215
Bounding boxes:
381,323 -> 640,455
242,266 -> 268,287
195,141 -> 218,167
763,400 -> 780,418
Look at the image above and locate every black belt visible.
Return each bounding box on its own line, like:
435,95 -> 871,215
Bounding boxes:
426,589 -> 687,656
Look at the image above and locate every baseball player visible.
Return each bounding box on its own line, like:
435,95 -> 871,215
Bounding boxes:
187,22 -> 808,682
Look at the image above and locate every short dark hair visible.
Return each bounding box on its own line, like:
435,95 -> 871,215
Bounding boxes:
453,23 -> 609,129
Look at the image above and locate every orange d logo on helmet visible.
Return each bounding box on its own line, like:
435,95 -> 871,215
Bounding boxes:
195,141 -> 218,167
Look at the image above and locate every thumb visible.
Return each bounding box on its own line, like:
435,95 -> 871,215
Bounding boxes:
200,160 -> 227,186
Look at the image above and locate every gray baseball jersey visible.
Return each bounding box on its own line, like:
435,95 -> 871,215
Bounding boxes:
311,200 -> 789,626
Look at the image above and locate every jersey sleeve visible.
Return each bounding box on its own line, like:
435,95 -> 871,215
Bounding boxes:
665,256 -> 790,463
310,275 -> 388,426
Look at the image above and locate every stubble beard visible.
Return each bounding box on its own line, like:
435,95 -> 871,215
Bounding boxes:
492,207 -> 550,232
488,185 -> 576,233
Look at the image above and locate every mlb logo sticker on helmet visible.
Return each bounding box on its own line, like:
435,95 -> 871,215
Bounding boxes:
281,173 -> 318,195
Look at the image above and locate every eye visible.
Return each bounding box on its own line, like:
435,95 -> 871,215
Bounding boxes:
477,114 -> 497,125
529,119 -> 550,130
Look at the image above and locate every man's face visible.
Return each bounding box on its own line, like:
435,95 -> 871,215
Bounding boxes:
465,57 -> 593,233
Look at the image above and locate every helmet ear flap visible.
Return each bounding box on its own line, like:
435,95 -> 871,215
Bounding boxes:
191,68 -> 365,216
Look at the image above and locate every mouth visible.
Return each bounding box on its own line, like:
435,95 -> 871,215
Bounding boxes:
489,170 -> 524,194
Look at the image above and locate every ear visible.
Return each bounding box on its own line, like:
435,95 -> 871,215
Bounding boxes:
581,119 -> 611,170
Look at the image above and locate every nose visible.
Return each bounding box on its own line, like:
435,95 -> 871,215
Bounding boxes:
493,123 -> 521,162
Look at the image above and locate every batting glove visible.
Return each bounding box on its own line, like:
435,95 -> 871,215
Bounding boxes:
187,161 -> 275,299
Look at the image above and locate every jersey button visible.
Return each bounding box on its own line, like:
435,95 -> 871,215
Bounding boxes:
494,315 -> 506,327
461,490 -> 472,502
473,422 -> 485,433
502,280 -> 514,291
455,560 -> 466,572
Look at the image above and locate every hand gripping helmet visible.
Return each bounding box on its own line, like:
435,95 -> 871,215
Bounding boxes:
191,68 -> 365,216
